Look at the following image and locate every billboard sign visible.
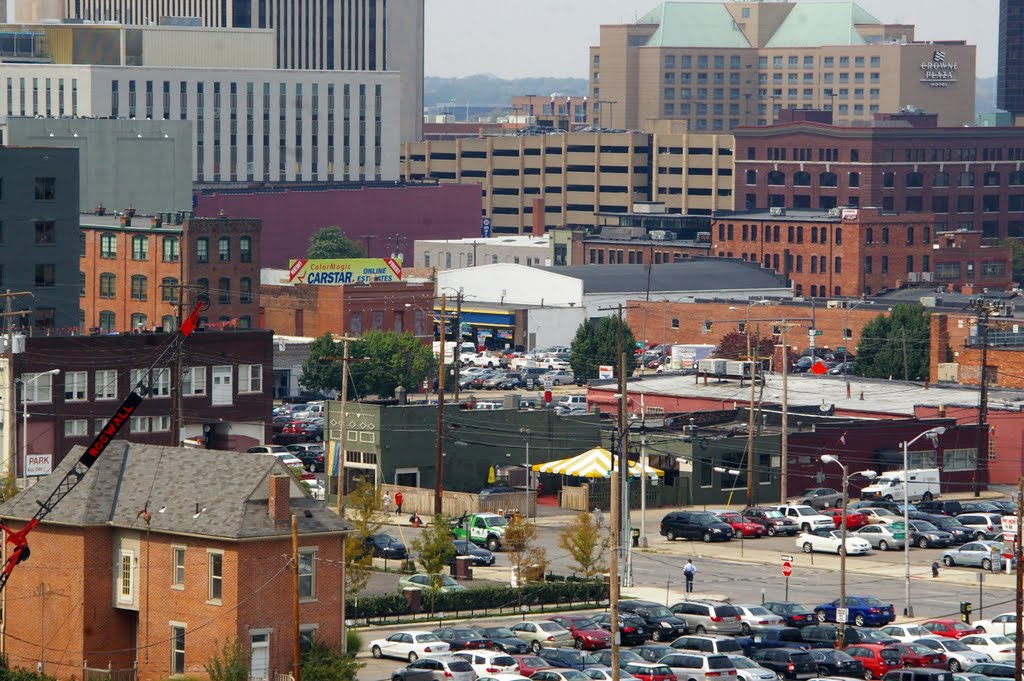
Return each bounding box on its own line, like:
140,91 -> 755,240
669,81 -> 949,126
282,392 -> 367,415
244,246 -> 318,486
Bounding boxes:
288,258 -> 403,285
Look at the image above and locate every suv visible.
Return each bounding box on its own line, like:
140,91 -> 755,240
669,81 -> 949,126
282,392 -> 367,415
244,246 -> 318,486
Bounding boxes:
670,601 -> 743,635
954,513 -> 1004,540
775,505 -> 834,533
619,600 -> 689,642
742,507 -> 800,537
748,649 -> 817,680
659,653 -> 738,681
917,500 -> 964,516
671,634 -> 746,656
660,511 -> 735,542
800,625 -> 897,648
882,671 -> 955,681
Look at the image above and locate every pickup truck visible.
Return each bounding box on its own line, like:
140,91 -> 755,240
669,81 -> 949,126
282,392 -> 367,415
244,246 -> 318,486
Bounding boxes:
466,352 -> 508,369
450,512 -> 508,552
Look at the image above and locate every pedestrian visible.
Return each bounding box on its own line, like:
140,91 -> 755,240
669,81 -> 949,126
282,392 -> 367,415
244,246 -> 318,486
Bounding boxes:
409,512 -> 422,527
382,490 -> 393,514
394,490 -> 404,515
593,507 -> 604,528
683,559 -> 697,593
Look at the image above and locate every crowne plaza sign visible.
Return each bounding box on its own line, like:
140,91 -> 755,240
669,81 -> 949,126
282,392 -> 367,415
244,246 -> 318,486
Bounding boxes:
920,50 -> 958,87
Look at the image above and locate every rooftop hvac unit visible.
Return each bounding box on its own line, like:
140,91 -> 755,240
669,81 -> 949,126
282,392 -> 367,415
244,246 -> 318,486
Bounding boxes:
827,300 -> 841,309
649,230 -> 674,241
827,207 -> 842,218
769,207 -> 786,216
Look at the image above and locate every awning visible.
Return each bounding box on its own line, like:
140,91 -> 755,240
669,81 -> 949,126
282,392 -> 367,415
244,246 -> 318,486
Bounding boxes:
532,446 -> 664,478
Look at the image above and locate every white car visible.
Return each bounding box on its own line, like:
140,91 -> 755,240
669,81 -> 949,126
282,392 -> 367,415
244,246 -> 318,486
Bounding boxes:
797,529 -> 872,555
775,505 -> 834,533
733,605 -> 785,634
880,625 -> 933,642
727,654 -> 779,681
973,612 -> 1016,634
584,670 -> 639,681
455,650 -> 519,676
856,507 -> 900,525
959,634 -> 1016,663
370,630 -> 451,662
912,637 -> 992,672
480,676 -> 533,681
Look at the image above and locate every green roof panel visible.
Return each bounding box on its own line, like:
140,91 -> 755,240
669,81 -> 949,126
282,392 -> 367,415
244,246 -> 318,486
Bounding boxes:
637,2 -> 752,48
765,1 -> 881,47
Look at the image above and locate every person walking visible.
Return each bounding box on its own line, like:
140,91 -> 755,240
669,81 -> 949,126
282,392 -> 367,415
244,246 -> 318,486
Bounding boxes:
593,507 -> 605,528
382,490 -> 393,514
683,559 -> 697,593
394,490 -> 404,515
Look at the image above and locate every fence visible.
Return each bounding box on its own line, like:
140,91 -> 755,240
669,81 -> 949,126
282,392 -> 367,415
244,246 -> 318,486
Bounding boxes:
560,484 -> 589,511
83,661 -> 136,681
382,484 -> 536,517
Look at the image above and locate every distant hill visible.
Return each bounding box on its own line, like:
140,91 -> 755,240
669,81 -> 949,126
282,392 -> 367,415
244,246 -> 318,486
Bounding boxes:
424,75 -> 588,112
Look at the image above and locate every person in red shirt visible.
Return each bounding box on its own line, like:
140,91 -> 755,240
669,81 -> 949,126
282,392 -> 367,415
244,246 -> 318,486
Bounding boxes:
394,490 -> 403,515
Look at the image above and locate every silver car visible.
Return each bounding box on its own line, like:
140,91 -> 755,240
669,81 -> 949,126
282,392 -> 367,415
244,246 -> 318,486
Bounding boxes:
733,605 -> 786,634
913,637 -> 993,672
854,524 -> 907,551
391,655 -> 477,681
510,620 -> 573,652
728,655 -> 779,681
941,541 -> 1009,570
670,601 -> 744,635
659,652 -> 739,681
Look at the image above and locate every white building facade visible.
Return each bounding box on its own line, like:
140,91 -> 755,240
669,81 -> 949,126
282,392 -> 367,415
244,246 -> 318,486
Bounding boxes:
0,63 -> 400,182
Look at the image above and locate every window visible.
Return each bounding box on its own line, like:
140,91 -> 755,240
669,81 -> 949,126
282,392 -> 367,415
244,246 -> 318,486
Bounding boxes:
208,551 -> 223,602
943,448 -> 977,472
131,275 -> 148,301
907,227 -> 915,245
933,171 -> 949,187
64,419 -> 87,436
35,264 -> 55,287
65,371 -> 87,401
959,171 -> 975,187
119,550 -> 134,604
834,257 -> 842,273
98,233 -> 117,258
172,547 -> 185,588
935,262 -> 961,280
298,549 -> 316,599
131,368 -> 170,397
196,237 -> 209,263
171,625 -> 186,675
99,311 -> 116,333
882,227 -> 889,244
240,278 -> 252,304
835,227 -> 842,245
162,278 -> 179,303
218,278 -> 231,304
865,256 -> 872,273
132,236 -> 149,260
883,172 -> 894,188
881,256 -> 889,273
239,364 -> 262,392
94,369 -> 117,400
218,237 -> 230,261
34,176 -> 55,200
21,372 -> 54,403
162,236 -> 180,262
239,236 -> 252,262
182,367 -> 207,396
34,220 -> 54,245
130,313 -> 147,330
849,172 -> 860,188
99,273 -> 116,298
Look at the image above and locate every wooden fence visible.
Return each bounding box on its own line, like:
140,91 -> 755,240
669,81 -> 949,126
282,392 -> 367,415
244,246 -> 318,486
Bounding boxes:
382,484 -> 536,518
560,484 -> 590,511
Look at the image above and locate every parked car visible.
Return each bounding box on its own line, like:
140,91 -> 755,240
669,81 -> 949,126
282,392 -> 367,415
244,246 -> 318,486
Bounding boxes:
913,638 -> 993,672
745,626 -> 809,650
963,664 -> 1014,680
631,645 -> 677,663
452,540 -> 495,566
890,643 -> 948,669
827,362 -> 855,376
390,655 -> 476,681
671,634 -> 746,656
584,669 -> 640,681
920,514 -> 975,544
622,662 -> 675,681
879,625 -> 934,642
958,502 -> 1004,515
958,635 -> 1015,663
661,511 -> 735,542
591,613 -> 648,645
807,649 -> 865,678
743,508 -> 800,536
986,500 -> 1018,515
882,671 -> 955,681
713,511 -> 768,538
798,528 -> 872,555
840,645 -> 903,680
246,444 -> 291,455
764,602 -> 817,628
593,649 -> 645,669
814,597 -> 895,627
954,514 -> 1004,540
849,500 -> 902,514
510,621 -> 574,652
286,443 -> 325,471
670,601 -> 743,635
853,525 -> 907,551
857,508 -> 901,525
618,600 -> 689,641
732,604 -> 786,634
398,574 -> 467,593
536,648 -> 608,670
433,627 -> 494,651
776,505 -> 836,533
790,488 -> 844,510
922,620 -> 982,640
727,654 -> 780,681
454,650 -> 520,676
904,520 -> 954,549
470,627 -> 531,655
821,508 -> 871,531
510,653 -> 557,677
941,541 -> 1009,570
531,671 -> 595,681
800,625 -> 896,649
370,631 -> 452,662
658,652 -> 738,681
916,500 -> 964,517
365,532 -> 408,559
972,612 -> 1016,635
546,615 -> 612,650
749,648 -> 818,680
543,369 -> 575,386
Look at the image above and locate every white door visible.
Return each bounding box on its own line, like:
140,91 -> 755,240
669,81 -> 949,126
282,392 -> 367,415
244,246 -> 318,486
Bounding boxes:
250,632 -> 269,680
212,366 -> 233,406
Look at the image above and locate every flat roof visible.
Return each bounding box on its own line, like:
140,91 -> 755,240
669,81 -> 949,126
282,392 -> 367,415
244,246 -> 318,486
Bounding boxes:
722,209 -> 841,223
415,236 -> 550,247
540,258 -> 791,294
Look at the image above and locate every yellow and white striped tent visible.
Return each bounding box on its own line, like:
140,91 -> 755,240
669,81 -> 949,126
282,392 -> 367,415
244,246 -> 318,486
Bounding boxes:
532,447 -> 664,479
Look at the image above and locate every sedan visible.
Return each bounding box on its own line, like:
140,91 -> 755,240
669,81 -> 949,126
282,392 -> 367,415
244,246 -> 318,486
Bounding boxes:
791,488 -> 844,510
806,649 -> 865,678
592,613 -> 649,645
879,625 -> 933,642
907,520 -> 954,549
986,500 -> 1018,515
821,508 -> 871,531
433,627 -> 494,651
734,605 -> 786,634
511,621 -> 574,652
890,642 -> 947,669
470,627 -> 531,655
799,529 -> 872,555
858,508 -> 901,525
764,602 -> 816,628
972,613 -> 1016,635
365,532 -> 408,559
959,635 -> 1015,663
840,644 -> 902,680
399,574 -> 467,593
531,671 -> 594,681
593,649 -> 645,669
510,653 -> 557,677
453,540 -> 495,566
941,542 -> 1008,570
827,362 -> 855,376
913,638 -> 992,672
715,511 -> 768,538
814,597 -> 895,627
391,656 -> 477,681
923,620 -> 982,640
631,645 -> 677,663
728,654 -> 780,681
584,670 -> 639,681
370,631 -> 451,662
964,665 -> 1014,680
543,370 -> 575,385
854,525 -> 907,552
536,648 -> 608,671
546,615 -> 612,651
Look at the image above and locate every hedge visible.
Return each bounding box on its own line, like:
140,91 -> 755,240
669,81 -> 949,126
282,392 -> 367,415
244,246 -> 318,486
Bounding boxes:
347,580 -> 608,622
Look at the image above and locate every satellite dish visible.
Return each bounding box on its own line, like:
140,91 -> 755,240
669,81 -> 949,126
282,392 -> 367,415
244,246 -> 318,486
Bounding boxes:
819,402 -> 833,412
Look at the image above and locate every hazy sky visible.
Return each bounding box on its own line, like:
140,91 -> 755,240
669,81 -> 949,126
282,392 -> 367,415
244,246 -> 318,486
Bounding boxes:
425,0 -> 999,80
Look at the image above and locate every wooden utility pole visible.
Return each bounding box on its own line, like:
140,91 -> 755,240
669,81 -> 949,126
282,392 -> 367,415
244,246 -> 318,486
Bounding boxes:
434,294 -> 447,514
971,299 -> 1002,497
779,323 -> 790,503
292,515 -> 301,681
453,292 -> 463,403
1,290 -> 33,484
169,289 -> 185,447
745,330 -> 758,504
610,346 -> 628,680
327,335 -> 360,516
1015,476 -> 1022,681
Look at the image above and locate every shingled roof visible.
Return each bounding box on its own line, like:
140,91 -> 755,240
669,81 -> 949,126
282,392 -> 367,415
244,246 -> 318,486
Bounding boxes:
0,443 -> 351,539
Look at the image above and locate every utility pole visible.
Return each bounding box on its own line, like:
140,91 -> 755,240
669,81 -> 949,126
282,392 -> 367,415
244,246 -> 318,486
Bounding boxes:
1014,476 -> 1022,681
324,335 -> 361,514
434,294 -> 448,514
779,322 -> 791,503
970,298 -> 1003,497
745,331 -> 758,505
291,514 -> 301,681
610,345 -> 629,681
169,288 -> 185,447
453,291 -> 463,403
1,290 -> 33,484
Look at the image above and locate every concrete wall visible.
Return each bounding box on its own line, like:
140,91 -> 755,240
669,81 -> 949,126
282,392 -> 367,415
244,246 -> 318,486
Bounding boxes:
387,0 -> 424,142
525,307 -> 586,350
139,25 -> 275,68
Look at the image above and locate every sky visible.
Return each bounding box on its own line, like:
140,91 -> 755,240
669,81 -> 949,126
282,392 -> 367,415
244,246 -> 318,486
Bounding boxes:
424,0 -> 999,80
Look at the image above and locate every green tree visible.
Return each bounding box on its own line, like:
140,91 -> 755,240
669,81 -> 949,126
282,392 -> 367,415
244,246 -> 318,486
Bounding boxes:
306,227 -> 366,259
558,512 -> 608,579
349,331 -> 436,398
204,640 -> 247,681
714,331 -> 777,361
569,316 -> 638,380
301,637 -> 362,681
410,514 -> 456,612
854,304 -> 931,381
344,479 -> 386,595
504,516 -> 547,584
299,333 -> 344,394
999,238 -> 1024,284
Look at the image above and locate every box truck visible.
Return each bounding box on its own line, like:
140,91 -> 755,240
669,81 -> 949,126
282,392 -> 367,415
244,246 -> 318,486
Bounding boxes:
860,468 -> 940,502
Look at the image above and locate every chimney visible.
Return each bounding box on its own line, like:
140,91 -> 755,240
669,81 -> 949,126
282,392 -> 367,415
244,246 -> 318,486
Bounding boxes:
268,474 -> 291,523
532,198 -> 545,236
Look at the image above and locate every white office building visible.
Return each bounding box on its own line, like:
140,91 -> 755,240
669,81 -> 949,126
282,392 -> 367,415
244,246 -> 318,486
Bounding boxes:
0,63 -> 400,182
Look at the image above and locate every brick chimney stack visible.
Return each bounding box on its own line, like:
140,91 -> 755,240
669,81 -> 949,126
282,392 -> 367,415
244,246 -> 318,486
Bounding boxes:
268,474 -> 291,523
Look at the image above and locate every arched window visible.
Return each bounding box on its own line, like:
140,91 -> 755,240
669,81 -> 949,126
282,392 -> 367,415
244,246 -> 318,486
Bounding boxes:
882,227 -> 890,244
767,171 -> 786,185
810,285 -> 818,297
161,277 -> 179,302
161,315 -> 175,331
99,272 -> 116,298
906,227 -> 915,245
196,237 -> 209,263
819,172 -> 837,187
238,316 -> 252,329
835,227 -> 842,245
959,171 -> 975,187
932,171 -> 949,187
218,277 -> 231,304
1010,171 -> 1024,186
100,232 -> 117,258
793,171 -> 811,186
162,236 -> 180,262
818,255 -> 827,273
239,236 -> 252,262
834,256 -> 842,273
130,313 -> 147,329
984,171 -> 1001,186
240,277 -> 252,304
99,310 -> 116,333
811,226 -> 818,243
905,172 -> 923,188
131,235 -> 149,260
218,236 -> 231,261
130,275 -> 147,301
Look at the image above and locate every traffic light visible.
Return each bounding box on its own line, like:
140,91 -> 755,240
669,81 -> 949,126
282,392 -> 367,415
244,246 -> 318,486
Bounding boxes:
960,601 -> 972,624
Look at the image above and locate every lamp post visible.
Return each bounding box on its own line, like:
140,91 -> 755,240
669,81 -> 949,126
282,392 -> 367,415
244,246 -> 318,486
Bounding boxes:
901,426 -> 947,617
21,368 -> 60,487
520,427 -> 531,521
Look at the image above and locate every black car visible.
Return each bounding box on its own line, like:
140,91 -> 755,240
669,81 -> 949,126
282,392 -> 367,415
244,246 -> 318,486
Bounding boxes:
916,500 -> 964,516
920,514 -> 975,543
800,625 -> 896,649
592,613 -> 648,645
764,602 -> 817,628
959,501 -> 1005,515
907,520 -> 954,549
883,671 -> 955,681
432,627 -> 492,651
987,500 -> 1019,515
364,532 -> 407,559
808,649 -> 865,678
848,499 -> 902,513
632,644 -> 678,662
750,649 -> 818,680
452,540 -> 495,566
619,600 -> 689,641
286,444 -> 325,472
965,664 -> 1015,679
746,627 -> 809,651
537,648 -> 603,671
467,626 -> 530,655
660,511 -> 735,542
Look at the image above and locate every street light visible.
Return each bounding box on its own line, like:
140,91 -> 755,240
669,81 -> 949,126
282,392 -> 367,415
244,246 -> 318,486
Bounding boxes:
21,368 -> 60,487
901,426 -> 946,616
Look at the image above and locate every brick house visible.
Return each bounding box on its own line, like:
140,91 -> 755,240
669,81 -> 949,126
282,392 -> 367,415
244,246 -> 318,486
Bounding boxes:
80,213 -> 261,334
0,443 -> 350,681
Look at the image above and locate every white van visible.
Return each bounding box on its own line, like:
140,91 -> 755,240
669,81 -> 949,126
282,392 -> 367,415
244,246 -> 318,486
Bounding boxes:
860,468 -> 940,502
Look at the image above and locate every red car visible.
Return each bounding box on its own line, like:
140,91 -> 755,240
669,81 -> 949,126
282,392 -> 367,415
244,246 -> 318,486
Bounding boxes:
821,508 -> 871,530
510,654 -> 554,677
922,619 -> 981,639
715,511 -> 767,538
841,644 -> 903,680
624,662 -> 676,681
547,615 -> 612,650
892,643 -> 947,669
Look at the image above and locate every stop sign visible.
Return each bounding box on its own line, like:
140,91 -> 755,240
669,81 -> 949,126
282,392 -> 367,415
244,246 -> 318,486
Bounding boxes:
782,561 -> 793,577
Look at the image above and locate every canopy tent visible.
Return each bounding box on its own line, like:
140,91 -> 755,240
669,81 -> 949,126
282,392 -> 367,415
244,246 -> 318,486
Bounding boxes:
532,447 -> 664,478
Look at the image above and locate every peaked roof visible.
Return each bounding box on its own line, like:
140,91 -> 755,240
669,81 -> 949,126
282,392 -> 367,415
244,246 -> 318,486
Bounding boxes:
0,443 -> 351,539
532,447 -> 664,478
638,2 -> 752,48
765,1 -> 881,47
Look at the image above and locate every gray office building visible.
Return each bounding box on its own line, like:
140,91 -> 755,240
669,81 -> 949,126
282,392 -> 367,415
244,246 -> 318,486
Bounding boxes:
999,0 -> 1024,121
0,147 -> 81,333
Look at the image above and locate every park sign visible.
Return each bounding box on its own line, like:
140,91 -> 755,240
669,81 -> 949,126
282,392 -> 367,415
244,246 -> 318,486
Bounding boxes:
288,258 -> 403,285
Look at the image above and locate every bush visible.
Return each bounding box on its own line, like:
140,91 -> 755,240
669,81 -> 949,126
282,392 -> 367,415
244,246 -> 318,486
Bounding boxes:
345,629 -> 362,657
204,639 -> 247,681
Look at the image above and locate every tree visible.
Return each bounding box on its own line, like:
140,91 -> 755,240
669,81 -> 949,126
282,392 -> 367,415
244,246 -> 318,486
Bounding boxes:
349,331 -> 436,398
999,238 -> 1024,285
301,636 -> 362,681
558,512 -> 608,578
714,331 -> 777,361
854,304 -> 931,381
569,316 -> 638,380
504,516 -> 547,585
344,479 -> 386,595
410,514 -> 456,612
306,227 -> 366,259
204,639 -> 247,681
299,333 -> 343,394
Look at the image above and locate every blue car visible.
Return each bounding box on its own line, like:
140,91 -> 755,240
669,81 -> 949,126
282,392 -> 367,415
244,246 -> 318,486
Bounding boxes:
812,596 -> 895,627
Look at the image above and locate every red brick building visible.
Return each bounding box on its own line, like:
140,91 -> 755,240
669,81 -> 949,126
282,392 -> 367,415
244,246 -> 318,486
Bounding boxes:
710,207 -> 1012,297
260,279 -> 436,339
0,445 -> 349,681
80,213 -> 261,333
734,112 -> 1024,239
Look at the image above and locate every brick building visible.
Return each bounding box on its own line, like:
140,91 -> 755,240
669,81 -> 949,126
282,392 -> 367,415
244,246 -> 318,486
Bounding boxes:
0,444 -> 349,681
710,207 -> 1013,297
734,112 -> 1024,239
80,213 -> 261,333
260,279 -> 436,339
9,331 -> 273,477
